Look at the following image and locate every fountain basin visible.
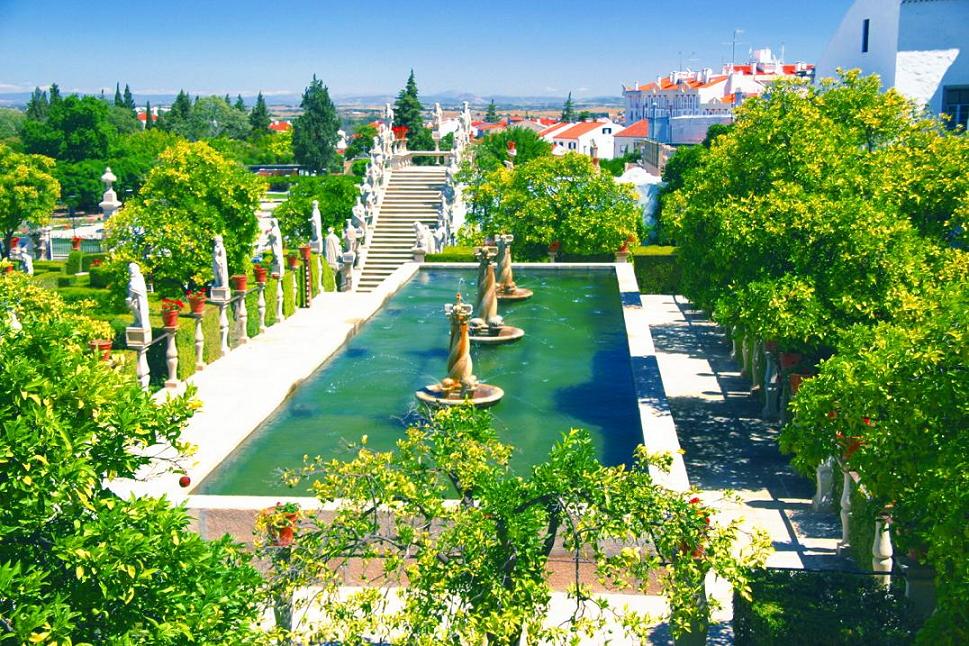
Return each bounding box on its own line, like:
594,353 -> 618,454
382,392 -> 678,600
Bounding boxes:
496,287 -> 533,301
415,383 -> 505,408
468,325 -> 525,345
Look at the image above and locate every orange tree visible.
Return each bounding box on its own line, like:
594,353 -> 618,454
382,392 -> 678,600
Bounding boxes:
258,405 -> 770,645
0,272 -> 264,643
783,266 -> 968,641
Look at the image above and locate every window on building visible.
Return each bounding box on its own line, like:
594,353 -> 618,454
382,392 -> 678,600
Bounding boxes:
942,86 -> 969,130
861,18 -> 870,53
603,128 -> 611,134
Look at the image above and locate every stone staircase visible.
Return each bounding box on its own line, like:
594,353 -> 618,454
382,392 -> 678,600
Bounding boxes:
357,165 -> 447,292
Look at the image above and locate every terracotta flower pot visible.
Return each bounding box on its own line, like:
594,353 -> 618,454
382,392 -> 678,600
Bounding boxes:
299,244 -> 312,261
230,274 -> 248,292
162,309 -> 180,328
188,295 -> 206,315
274,526 -> 295,547
253,265 -> 268,284
2,265 -> 12,274
287,254 -> 299,270
778,351 -> 802,370
71,237 -> 82,251
88,338 -> 112,361
789,373 -> 808,394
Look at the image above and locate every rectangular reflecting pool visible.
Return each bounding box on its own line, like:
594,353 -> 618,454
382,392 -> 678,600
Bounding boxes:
198,268 -> 642,495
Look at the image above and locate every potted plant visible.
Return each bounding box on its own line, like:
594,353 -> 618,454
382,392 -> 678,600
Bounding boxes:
286,253 -> 300,270
548,240 -> 561,263
186,289 -> 207,315
160,298 -> 183,328
88,338 -> 113,361
257,502 -> 302,547
615,235 -> 635,263
230,274 -> 248,292
71,236 -> 82,251
299,244 -> 312,262
253,263 -> 268,284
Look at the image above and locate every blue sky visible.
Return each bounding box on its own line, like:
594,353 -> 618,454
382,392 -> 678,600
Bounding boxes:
0,0 -> 850,98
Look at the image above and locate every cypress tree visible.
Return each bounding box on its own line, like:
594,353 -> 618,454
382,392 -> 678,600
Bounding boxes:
114,83 -> 124,107
48,83 -> 62,105
393,70 -> 423,137
561,91 -> 575,123
292,75 -> 340,174
484,100 -> 498,123
123,84 -> 135,111
25,87 -> 49,121
249,92 -> 271,134
223,94 -> 232,106
234,94 -> 246,111
144,101 -> 153,130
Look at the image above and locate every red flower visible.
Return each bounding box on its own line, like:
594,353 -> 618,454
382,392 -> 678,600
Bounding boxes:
548,240 -> 561,253
827,410 -> 838,420
689,497 -> 701,505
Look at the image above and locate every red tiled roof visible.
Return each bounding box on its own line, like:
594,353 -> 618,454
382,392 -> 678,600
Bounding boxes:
136,112 -> 157,122
538,117 -> 558,125
268,121 -> 292,132
698,75 -> 728,88
553,121 -> 604,140
538,122 -> 566,137
615,119 -> 649,138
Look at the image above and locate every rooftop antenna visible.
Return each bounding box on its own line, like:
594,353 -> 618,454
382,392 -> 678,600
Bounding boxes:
722,28 -> 746,67
677,50 -> 699,71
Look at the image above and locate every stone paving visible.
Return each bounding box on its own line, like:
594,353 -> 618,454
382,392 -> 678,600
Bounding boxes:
642,295 -> 845,571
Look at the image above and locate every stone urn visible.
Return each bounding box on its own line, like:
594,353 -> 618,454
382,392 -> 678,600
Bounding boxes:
230,274 -> 248,292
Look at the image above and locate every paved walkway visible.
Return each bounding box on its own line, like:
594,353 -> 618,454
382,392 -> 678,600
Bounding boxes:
643,295 -> 845,571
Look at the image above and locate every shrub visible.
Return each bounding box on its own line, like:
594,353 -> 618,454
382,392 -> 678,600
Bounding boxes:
733,569 -> 920,645
631,246 -> 680,294
80,252 -> 108,271
88,264 -> 111,289
65,250 -> 83,275
425,246 -> 476,262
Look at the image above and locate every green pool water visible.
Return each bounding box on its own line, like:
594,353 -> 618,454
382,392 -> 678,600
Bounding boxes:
198,268 -> 642,495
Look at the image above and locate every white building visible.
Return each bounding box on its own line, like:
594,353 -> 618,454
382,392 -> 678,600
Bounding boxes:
818,0 -> 969,127
549,120 -> 619,159
622,49 -> 815,125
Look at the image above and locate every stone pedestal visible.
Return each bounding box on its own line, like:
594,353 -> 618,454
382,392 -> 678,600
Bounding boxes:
812,457 -> 835,511
164,327 -> 179,388
412,247 -> 426,263
193,315 -> 205,371
125,327 -> 151,391
257,283 -> 267,332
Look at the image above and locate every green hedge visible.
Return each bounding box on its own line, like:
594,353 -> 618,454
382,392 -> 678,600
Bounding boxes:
630,246 -> 680,294
734,569 -> 919,645
81,253 -> 108,272
88,265 -> 111,289
426,246 -> 476,262
65,251 -> 84,275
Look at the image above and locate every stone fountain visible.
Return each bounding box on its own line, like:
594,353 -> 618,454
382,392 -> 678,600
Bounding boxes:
495,234 -> 533,301
468,246 -> 524,344
415,293 -> 504,408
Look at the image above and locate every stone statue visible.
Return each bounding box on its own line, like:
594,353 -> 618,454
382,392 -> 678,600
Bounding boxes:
433,102 -> 443,131
310,200 -> 323,251
385,102 -> 395,125
268,218 -> 284,277
433,226 -> 446,253
351,198 -> 368,237
16,247 -> 33,275
126,262 -> 151,332
343,218 -> 359,256
496,234 -> 517,292
441,293 -> 476,394
414,221 -> 435,252
471,247 -> 500,331
324,227 -> 342,272
212,235 -> 230,288
6,308 -> 22,333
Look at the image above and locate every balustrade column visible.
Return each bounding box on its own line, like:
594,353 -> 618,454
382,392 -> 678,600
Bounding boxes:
258,282 -> 267,332
872,514 -> 894,589
135,347 -> 150,390
837,467 -> 853,556
194,315 -> 205,370
164,327 -> 179,388
235,292 -> 249,344
812,456 -> 835,511
218,301 -> 229,354
275,276 -> 284,320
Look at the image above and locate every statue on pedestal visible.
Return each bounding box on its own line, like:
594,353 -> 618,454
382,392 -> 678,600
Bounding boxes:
212,235 -> 230,289
310,200 -> 323,253
352,198 -> 368,237
324,227 -> 342,273
126,262 -> 151,332
268,218 -> 284,277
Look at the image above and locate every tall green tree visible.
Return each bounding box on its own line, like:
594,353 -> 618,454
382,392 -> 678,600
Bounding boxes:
25,87 -> 48,121
122,84 -> 135,111
249,91 -> 271,135
272,175 -> 359,245
0,144 -> 59,258
20,95 -> 114,162
160,90 -> 192,135
560,91 -> 575,123
143,100 -> 153,130
292,75 -> 339,174
48,83 -> 62,106
0,274 -> 264,644
234,94 -> 246,112
473,127 -> 552,172
184,96 -> 250,140
484,100 -> 498,123
393,69 -> 424,138
342,122 -> 377,159
0,108 -> 24,143
113,82 -> 123,107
